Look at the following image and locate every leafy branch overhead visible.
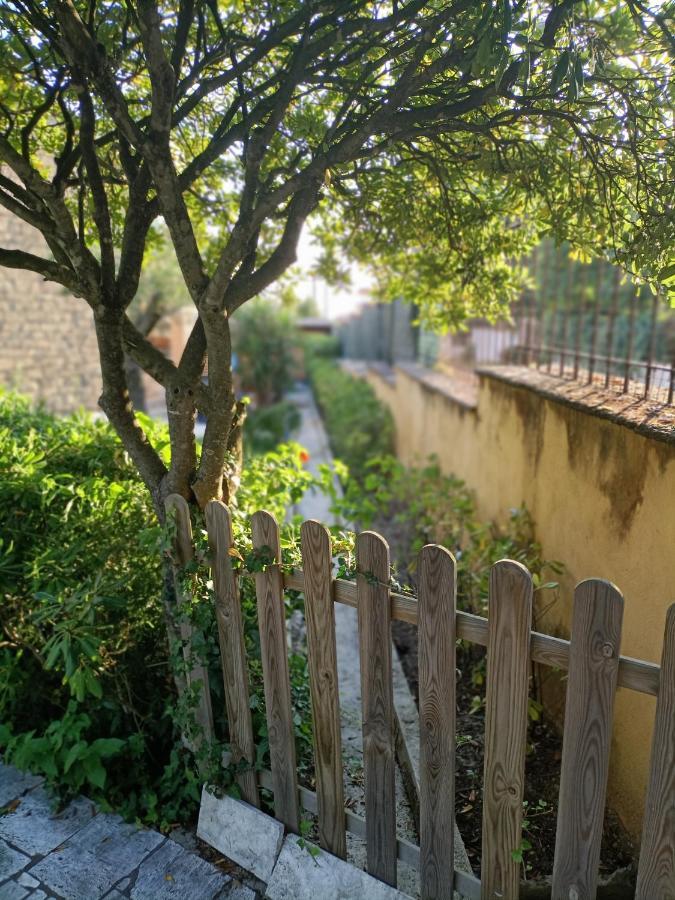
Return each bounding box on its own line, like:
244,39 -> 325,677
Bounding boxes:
0,1 -> 673,507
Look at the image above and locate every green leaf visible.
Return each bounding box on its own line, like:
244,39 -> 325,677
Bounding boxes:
82,756 -> 107,790
551,50 -> 570,93
64,741 -> 87,773
89,738 -> 125,758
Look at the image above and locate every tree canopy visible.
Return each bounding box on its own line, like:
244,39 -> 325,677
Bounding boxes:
0,1 -> 673,508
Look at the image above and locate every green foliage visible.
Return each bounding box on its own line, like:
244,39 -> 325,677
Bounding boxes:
334,455 -> 562,616
306,359 -> 394,479
244,401 -> 301,456
232,300 -> 299,406
0,391 -> 317,827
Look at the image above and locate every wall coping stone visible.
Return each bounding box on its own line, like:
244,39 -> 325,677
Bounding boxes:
477,365 -> 675,446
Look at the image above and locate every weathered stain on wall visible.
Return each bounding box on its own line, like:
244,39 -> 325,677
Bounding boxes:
363,360 -> 675,842
0,206 -> 101,414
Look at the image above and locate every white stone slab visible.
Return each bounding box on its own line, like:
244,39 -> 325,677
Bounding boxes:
197,787 -> 284,883
0,881 -> 29,900
0,790 -> 95,856
66,811 -> 164,870
266,835 -> 412,900
129,838 -> 231,900
0,840 -> 29,881
0,764 -> 42,807
28,845 -> 120,900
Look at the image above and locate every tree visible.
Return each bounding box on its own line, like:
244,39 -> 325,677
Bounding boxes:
0,1 -> 672,514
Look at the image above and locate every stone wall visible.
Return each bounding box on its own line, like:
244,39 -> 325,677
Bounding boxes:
360,360 -> 675,842
0,206 -> 101,414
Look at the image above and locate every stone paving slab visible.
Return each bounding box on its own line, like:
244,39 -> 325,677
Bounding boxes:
0,762 -> 256,900
265,834 -> 411,900
28,845 -> 121,900
0,790 -> 96,857
197,789 -> 283,884
0,842 -> 29,882
128,839 -> 232,900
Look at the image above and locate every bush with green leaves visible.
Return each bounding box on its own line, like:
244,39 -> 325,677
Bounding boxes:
307,359 -> 395,479
330,454 -> 562,616
232,300 -> 299,406
0,391 -> 320,827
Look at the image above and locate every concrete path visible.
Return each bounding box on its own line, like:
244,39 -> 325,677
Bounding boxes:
0,764 -> 255,900
287,383 -> 419,896
288,381 -> 472,898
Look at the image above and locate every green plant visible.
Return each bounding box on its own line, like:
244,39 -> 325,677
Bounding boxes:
333,454 -> 562,615
232,300 -> 299,406
0,391 -> 320,826
244,401 -> 301,456
306,359 -> 394,480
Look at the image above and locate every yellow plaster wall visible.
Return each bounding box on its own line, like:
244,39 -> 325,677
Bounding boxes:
364,363 -> 675,840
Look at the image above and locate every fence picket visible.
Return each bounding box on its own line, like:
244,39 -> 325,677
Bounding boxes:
357,530 -> 397,886
481,560 -> 533,900
300,519 -> 346,858
164,494 -> 215,745
552,579 -> 624,900
205,501 -> 259,807
251,509 -> 299,832
635,603 -> 675,899
418,545 -> 457,900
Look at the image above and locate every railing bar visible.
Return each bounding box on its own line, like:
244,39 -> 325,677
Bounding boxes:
559,250 -> 573,376
623,284 -> 638,394
280,572 -> 661,695
604,267 -> 621,388
572,262 -> 589,381
587,259 -> 603,385
644,289 -> 660,399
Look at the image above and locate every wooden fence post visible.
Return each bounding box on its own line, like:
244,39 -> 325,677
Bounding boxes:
481,560 -> 533,900
357,530 -> 397,887
205,500 -> 259,807
251,510 -> 300,832
301,519 -> 346,858
418,544 -> 457,900
552,579 -> 623,900
164,493 -> 215,746
635,603 -> 675,899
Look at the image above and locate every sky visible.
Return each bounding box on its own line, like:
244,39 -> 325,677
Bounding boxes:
294,230 -> 372,321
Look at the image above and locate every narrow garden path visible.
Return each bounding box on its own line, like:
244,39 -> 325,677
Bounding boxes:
287,382 -> 471,898
0,764 -> 254,900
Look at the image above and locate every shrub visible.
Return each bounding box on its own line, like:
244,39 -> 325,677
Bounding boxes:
306,358 -> 394,478
244,400 -> 301,456
0,391 -> 319,827
333,454 -> 562,615
232,300 -> 298,405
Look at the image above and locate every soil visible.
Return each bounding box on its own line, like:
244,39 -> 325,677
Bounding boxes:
375,513 -> 636,889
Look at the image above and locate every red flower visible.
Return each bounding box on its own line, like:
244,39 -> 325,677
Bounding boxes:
299,449 -> 310,464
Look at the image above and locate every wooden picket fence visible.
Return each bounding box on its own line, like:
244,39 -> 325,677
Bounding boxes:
166,495 -> 674,900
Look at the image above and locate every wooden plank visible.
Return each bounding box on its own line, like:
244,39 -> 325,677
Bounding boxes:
257,768 -> 483,900
205,500 -> 259,807
481,560 -> 533,900
251,509 -> 299,832
551,579 -> 624,900
418,544 -> 457,900
164,494 -> 214,745
357,530 -> 397,886
282,573 -> 659,696
635,603 -> 675,900
300,519 -> 346,858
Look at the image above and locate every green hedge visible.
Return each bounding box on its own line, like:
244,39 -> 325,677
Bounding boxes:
307,358 -> 395,479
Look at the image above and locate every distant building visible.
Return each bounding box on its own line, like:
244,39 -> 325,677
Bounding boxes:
0,204 -> 101,414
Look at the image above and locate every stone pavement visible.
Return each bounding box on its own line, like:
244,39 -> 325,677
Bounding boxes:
0,763 -> 255,900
